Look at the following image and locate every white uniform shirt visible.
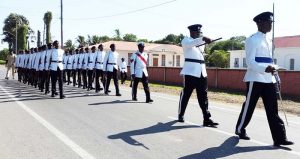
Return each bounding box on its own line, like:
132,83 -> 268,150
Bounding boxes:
77,53 -> 84,69
15,54 -> 20,67
63,54 -> 68,70
30,53 -> 37,69
45,49 -> 52,71
38,51 -> 46,70
130,51 -> 148,78
82,52 -> 89,69
243,31 -> 276,83
120,61 -> 127,73
87,52 -> 96,70
34,52 -> 41,70
50,48 -> 64,71
66,54 -> 74,70
103,51 -> 119,72
180,36 -> 207,78
25,54 -> 31,69
72,54 -> 79,70
95,50 -> 106,70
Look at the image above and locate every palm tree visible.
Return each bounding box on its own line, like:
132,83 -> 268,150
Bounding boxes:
64,39 -> 75,51
114,29 -> 122,41
76,35 -> 86,48
43,11 -> 52,44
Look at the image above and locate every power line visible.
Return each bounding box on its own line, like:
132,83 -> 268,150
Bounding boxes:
64,0 -> 177,20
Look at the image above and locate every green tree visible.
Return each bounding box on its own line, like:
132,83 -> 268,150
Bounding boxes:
207,50 -> 229,68
43,11 -> 52,44
209,36 -> 246,53
137,39 -> 148,43
2,13 -> 30,51
0,49 -> 9,61
123,33 -> 137,42
99,36 -> 110,43
113,29 -> 122,41
64,39 -> 75,51
76,35 -> 86,47
154,34 -> 184,45
17,24 -> 28,50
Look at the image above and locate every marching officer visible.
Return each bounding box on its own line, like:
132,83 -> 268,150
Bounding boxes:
77,48 -> 84,88
82,47 -> 89,89
72,49 -> 79,87
66,50 -> 74,85
94,44 -> 106,93
49,40 -> 65,99
103,44 -> 121,96
44,43 -> 53,94
130,42 -> 153,103
120,58 -> 127,85
87,46 -> 96,91
178,24 -> 219,127
235,12 -> 293,146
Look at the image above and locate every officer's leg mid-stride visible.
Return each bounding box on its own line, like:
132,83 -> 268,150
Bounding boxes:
178,75 -> 218,127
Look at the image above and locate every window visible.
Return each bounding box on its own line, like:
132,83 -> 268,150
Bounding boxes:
273,58 -> 277,64
161,55 -> 166,66
234,58 -> 239,68
290,59 -> 295,70
243,58 -> 247,68
176,55 -> 180,67
128,53 -> 132,64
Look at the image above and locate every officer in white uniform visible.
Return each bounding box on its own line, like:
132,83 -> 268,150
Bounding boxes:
178,24 -> 219,127
66,50 -> 74,85
72,49 -> 79,87
87,46 -> 96,90
82,47 -> 89,89
130,42 -> 153,103
39,45 -> 47,92
94,44 -> 106,93
44,43 -> 53,94
119,58 -> 127,85
77,48 -> 84,88
49,40 -> 65,99
235,12 -> 293,146
62,50 -> 69,83
103,44 -> 121,96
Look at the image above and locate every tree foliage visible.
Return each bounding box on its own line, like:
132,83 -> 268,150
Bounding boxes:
43,11 -> 52,44
17,24 -> 28,50
113,29 -> 122,41
207,50 -> 230,68
154,34 -> 184,45
209,36 -> 246,53
123,33 -> 137,42
64,39 -> 75,51
2,13 -> 31,51
76,35 -> 86,48
0,49 -> 9,61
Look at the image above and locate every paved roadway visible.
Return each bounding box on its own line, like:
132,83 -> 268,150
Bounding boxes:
0,67 -> 299,159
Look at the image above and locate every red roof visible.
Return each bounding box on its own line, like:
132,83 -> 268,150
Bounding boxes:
274,35 -> 300,48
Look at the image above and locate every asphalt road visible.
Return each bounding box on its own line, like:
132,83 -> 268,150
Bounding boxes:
0,67 -> 299,159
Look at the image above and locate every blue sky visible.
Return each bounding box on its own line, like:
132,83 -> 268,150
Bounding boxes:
0,0 -> 299,49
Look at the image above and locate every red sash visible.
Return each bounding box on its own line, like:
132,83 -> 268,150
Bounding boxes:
135,53 -> 147,65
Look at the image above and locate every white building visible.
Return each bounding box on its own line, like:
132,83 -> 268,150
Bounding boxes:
91,41 -> 184,67
230,35 -> 300,70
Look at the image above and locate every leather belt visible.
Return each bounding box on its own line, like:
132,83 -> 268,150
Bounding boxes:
185,58 -> 205,64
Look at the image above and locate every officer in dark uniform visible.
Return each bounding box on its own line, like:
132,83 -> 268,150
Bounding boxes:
49,40 -> 65,99
235,12 -> 293,146
178,24 -> 219,127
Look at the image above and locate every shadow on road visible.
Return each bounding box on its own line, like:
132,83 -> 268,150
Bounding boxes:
179,136 -> 278,159
89,99 -> 145,105
108,120 -> 201,150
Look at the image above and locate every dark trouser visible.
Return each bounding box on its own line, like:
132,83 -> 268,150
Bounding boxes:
95,69 -> 105,91
82,69 -> 87,89
77,69 -> 82,87
178,75 -> 211,120
67,69 -> 72,84
120,71 -> 127,84
44,70 -> 51,93
63,69 -> 66,82
236,82 -> 287,142
105,68 -> 119,94
87,70 -> 94,90
50,67 -> 64,97
131,73 -> 150,101
39,70 -> 45,91
17,67 -> 22,82
72,69 -> 77,86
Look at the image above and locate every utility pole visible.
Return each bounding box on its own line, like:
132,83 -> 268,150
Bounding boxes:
60,0 -> 64,48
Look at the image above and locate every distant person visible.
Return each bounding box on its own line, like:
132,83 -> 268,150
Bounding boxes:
5,50 -> 16,80
120,58 -> 127,84
235,12 -> 293,147
178,24 -> 219,128
49,40 -> 65,99
94,44 -> 106,93
103,44 -> 121,96
130,42 -> 153,103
